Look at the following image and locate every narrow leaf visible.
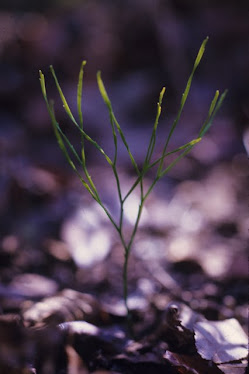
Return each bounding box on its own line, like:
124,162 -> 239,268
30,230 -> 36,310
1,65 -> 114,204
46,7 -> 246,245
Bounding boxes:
198,90 -> 219,137
50,65 -> 78,126
159,86 -> 166,105
194,36 -> 209,69
145,87 -> 166,166
77,60 -> 87,128
157,37 -> 209,176
150,137 -> 202,169
97,71 -> 139,174
39,70 -> 47,100
97,71 -> 112,110
199,89 -> 228,137
97,71 -> 118,162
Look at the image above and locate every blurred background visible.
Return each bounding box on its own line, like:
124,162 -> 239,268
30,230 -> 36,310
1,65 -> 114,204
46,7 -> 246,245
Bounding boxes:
0,0 -> 248,164
0,0 -> 248,327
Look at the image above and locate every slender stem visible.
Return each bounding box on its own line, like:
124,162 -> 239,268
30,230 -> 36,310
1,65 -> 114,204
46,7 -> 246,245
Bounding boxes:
119,200 -> 124,231
144,176 -> 160,201
112,165 -> 123,205
97,199 -> 119,232
123,249 -> 129,315
40,40 -> 227,330
128,200 -> 144,251
123,198 -> 145,299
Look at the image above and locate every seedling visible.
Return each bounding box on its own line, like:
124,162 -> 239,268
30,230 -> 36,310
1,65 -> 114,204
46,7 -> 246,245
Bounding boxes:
39,37 -> 227,322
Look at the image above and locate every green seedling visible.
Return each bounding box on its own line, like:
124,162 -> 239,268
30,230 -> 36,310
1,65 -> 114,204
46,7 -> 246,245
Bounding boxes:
39,37 -> 227,324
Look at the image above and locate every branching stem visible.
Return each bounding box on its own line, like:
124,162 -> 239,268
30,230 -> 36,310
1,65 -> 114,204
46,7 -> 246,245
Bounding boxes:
40,37 -> 227,328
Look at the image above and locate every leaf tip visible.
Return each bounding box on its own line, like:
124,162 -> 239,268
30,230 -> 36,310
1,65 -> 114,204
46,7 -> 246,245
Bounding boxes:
159,87 -> 166,103
39,70 -> 44,83
49,65 -> 55,75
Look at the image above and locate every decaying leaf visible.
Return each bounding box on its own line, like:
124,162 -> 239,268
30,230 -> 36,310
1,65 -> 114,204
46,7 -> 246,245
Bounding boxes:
164,350 -> 223,374
194,318 -> 248,364
21,289 -> 108,328
59,321 -> 172,373
153,302 -> 202,353
59,320 -> 128,355
59,321 -> 128,371
159,302 -> 248,372
217,360 -> 248,374
9,273 -> 58,298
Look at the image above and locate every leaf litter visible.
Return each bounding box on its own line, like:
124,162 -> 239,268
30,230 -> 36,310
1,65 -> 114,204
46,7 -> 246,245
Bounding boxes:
0,160 -> 248,373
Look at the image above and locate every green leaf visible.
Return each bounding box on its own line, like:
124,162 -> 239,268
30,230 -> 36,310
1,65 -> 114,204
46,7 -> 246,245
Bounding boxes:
40,41 -> 227,322
145,86 -> 166,166
50,65 -> 78,126
199,89 -> 228,137
159,86 -> 166,105
194,36 -> 209,68
157,37 -> 209,176
97,71 -> 112,110
39,70 -> 47,100
150,137 -> 202,169
77,60 -> 87,128
97,71 -> 118,163
97,71 -> 139,174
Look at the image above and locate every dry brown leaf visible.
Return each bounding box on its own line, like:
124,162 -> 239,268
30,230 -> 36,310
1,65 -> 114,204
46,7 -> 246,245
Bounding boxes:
164,350 -> 223,374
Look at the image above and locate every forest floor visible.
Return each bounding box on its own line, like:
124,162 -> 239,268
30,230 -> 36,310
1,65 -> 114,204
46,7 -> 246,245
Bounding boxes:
0,156 -> 248,373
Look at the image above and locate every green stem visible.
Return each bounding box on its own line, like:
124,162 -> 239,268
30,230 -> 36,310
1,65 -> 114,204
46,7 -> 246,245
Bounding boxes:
123,248 -> 129,315
40,39 -> 227,330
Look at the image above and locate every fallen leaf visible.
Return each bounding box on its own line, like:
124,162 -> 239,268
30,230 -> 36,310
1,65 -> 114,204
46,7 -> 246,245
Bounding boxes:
217,360 -> 248,374
22,289 -> 106,328
194,318 -> 248,364
164,350 -> 223,374
9,273 -> 58,298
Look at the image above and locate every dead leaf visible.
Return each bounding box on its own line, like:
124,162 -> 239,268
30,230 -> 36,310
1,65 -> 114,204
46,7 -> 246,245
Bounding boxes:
154,302 -> 202,353
164,350 -> 223,374
59,320 -> 128,355
217,360 -> 248,374
59,321 -> 129,371
22,289 -> 107,328
194,318 -> 248,364
9,273 -> 58,298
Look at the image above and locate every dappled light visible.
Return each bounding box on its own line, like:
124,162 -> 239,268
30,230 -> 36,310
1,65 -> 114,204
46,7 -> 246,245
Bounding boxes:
0,1 -> 248,373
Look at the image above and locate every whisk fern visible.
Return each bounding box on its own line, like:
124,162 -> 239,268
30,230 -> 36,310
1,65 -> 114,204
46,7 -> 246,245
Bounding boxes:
39,37 -> 227,322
